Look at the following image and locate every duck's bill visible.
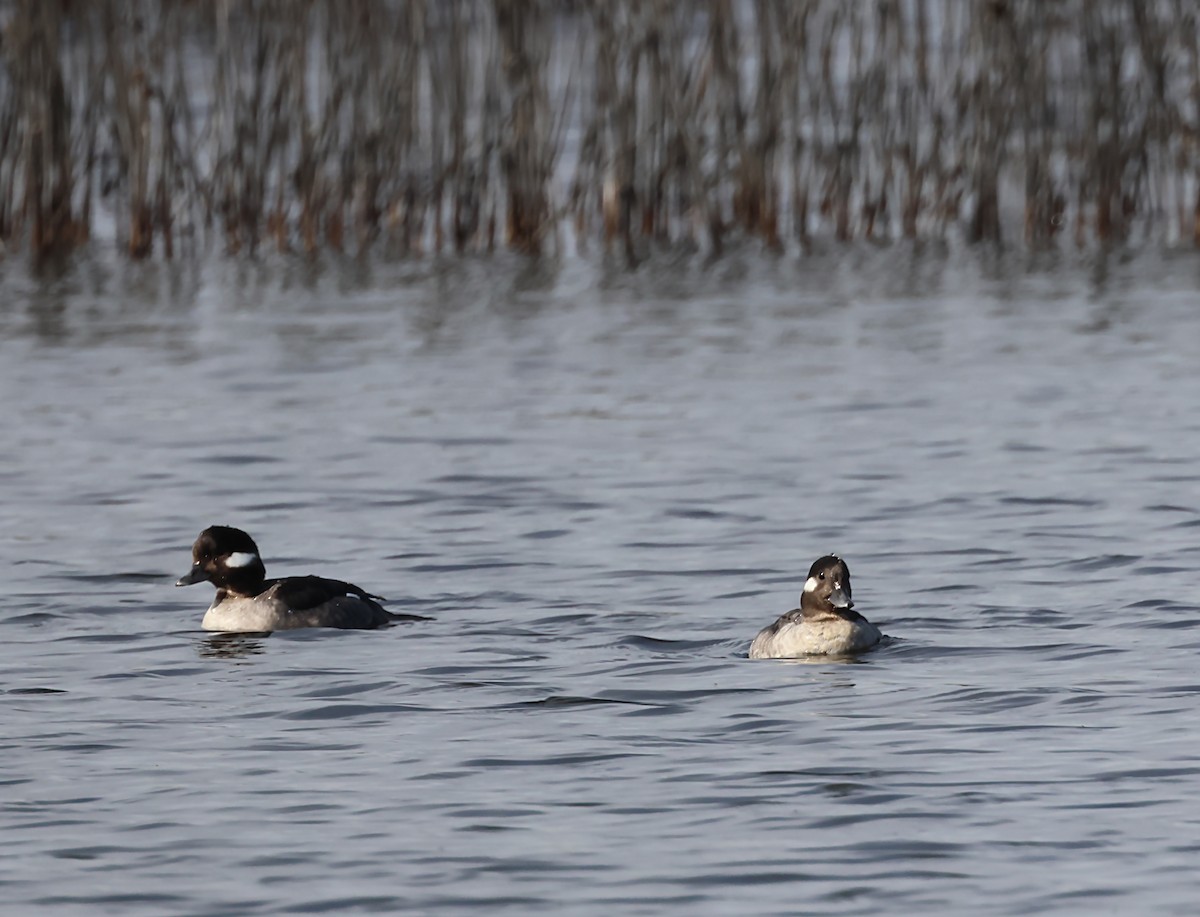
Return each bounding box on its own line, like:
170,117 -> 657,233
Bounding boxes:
829,587 -> 853,609
176,564 -> 207,587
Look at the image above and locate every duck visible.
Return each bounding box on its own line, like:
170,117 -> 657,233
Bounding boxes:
176,525 -> 425,633
749,554 -> 882,658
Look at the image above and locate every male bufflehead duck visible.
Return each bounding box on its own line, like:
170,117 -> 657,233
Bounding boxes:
176,525 -> 420,633
749,555 -> 882,658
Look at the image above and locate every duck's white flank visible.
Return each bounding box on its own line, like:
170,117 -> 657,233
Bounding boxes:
749,614 -> 881,658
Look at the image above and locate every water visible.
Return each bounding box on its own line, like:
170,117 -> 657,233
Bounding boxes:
3,246 -> 1200,915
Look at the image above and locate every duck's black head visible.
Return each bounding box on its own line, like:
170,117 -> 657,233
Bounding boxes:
800,554 -> 853,612
176,525 -> 267,596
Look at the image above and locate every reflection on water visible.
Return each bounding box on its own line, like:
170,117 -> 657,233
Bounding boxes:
3,247 -> 1200,915
198,634 -> 270,660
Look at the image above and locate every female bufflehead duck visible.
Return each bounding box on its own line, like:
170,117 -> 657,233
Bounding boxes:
176,525 -> 420,633
749,555 -> 882,658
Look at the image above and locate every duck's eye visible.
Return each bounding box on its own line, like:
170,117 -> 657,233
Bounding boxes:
818,572 -> 825,580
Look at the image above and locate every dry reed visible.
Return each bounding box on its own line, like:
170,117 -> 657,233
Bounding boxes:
1,0 -> 1198,262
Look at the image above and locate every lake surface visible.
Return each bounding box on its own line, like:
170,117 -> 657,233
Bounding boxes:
3,246 -> 1200,915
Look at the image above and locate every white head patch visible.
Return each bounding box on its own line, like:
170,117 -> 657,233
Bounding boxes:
225,552 -> 260,568
803,576 -> 819,593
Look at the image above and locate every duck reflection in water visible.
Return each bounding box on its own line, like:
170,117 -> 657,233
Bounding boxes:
198,632 -> 269,660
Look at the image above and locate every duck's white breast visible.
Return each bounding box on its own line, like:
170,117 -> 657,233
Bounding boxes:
201,596 -> 291,633
750,616 -> 881,658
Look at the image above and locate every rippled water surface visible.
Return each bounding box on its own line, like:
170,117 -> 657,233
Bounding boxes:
4,249 -> 1200,915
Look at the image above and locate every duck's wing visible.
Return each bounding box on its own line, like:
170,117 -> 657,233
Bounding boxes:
748,608 -> 806,658
263,576 -> 430,627
758,608 -> 805,638
262,575 -> 371,610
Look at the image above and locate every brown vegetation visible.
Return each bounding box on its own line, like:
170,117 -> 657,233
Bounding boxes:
1,0 -> 1198,262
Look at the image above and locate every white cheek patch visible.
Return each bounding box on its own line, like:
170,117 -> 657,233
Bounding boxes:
803,576 -> 819,593
225,552 -> 260,568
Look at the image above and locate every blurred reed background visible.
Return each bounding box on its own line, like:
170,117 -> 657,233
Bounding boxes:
3,0 -> 1199,262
